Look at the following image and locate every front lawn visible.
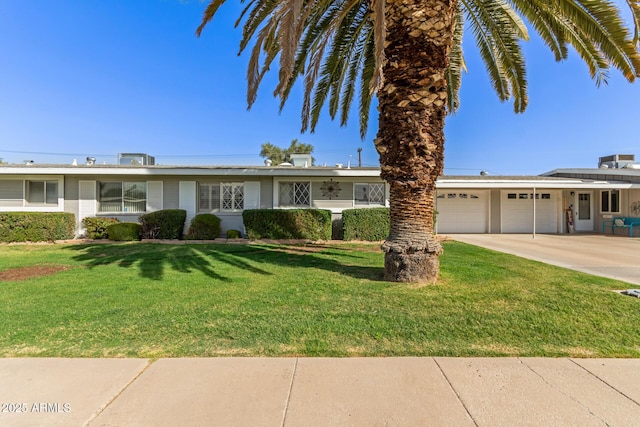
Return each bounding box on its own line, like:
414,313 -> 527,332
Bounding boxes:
0,241 -> 638,357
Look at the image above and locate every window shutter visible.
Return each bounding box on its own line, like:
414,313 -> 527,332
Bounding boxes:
146,181 -> 163,212
244,182 -> 260,210
179,181 -> 197,229
0,180 -> 24,207
79,180 -> 97,234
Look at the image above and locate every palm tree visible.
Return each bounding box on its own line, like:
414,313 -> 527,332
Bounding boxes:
197,0 -> 640,284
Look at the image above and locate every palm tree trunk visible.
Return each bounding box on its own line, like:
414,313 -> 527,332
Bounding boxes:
376,0 -> 457,284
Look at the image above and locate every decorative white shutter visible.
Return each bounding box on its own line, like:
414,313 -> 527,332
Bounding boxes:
78,180 -> 96,236
179,181 -> 197,233
146,181 -> 163,212
244,181 -> 260,210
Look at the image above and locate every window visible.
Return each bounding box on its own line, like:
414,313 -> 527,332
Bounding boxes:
98,182 -> 146,213
279,182 -> 310,207
601,190 -> 620,213
507,193 -> 517,199
354,183 -> 385,205
26,180 -> 58,205
199,182 -> 244,211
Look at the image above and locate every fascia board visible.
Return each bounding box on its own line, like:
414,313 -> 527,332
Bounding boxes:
436,180 -> 634,189
0,166 -> 382,178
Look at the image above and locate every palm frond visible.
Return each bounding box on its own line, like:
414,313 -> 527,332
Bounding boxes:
370,0 -> 386,94
551,0 -> 639,80
447,4 -> 467,113
507,0 -> 569,61
359,36 -> 376,138
195,0 -> 228,36
197,0 -> 640,138
463,0 -> 529,111
626,0 -> 640,45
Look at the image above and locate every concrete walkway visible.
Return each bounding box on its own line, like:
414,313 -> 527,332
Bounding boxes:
2,357 -> 640,426
449,234 -> 640,286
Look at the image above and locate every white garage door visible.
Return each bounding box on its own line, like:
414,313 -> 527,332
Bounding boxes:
436,191 -> 489,233
501,190 -> 559,233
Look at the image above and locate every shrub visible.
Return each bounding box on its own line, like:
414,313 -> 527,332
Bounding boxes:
342,208 -> 390,241
226,229 -> 242,239
0,212 -> 75,242
185,214 -> 222,240
242,209 -> 331,240
139,209 -> 186,239
107,222 -> 142,241
82,217 -> 119,239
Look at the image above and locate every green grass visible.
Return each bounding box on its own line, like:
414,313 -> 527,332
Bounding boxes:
1,241 -> 639,358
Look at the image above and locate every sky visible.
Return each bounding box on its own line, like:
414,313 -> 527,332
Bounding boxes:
0,0 -> 638,175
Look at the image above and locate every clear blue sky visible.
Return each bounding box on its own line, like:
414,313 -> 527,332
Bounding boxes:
1,0 -> 638,175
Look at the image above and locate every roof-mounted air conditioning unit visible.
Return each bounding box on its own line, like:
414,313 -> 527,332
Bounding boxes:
598,154 -> 635,169
118,153 -> 155,166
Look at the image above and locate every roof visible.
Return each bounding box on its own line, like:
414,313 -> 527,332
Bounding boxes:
0,164 -> 382,178
543,168 -> 640,183
1,165 -> 638,188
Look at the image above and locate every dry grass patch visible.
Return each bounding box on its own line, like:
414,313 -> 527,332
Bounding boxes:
0,265 -> 71,281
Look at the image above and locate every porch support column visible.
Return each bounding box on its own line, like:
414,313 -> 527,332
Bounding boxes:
532,186 -> 536,239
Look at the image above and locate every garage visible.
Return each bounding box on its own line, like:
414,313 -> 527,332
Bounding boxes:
436,190 -> 489,233
501,190 -> 560,233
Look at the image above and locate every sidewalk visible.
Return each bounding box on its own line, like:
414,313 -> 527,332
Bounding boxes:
2,357 -> 640,426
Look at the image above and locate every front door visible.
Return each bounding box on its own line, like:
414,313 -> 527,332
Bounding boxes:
575,192 -> 594,231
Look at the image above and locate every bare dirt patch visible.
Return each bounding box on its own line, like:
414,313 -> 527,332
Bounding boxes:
0,265 -> 71,281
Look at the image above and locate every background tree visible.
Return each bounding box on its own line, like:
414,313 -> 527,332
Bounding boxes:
197,0 -> 640,284
260,139 -> 315,165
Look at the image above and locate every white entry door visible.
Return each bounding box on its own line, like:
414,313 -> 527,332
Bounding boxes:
574,192 -> 594,231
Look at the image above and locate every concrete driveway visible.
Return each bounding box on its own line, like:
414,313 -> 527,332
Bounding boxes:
449,234 -> 640,286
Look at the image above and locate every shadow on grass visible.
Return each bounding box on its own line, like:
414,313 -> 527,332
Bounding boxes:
198,244 -> 386,282
64,243 -> 384,282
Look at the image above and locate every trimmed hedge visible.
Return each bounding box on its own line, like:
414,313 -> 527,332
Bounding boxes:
185,214 -> 222,240
242,209 -> 331,240
140,209 -> 186,239
107,222 -> 142,241
82,217 -> 119,239
342,208 -> 390,241
0,212 -> 75,242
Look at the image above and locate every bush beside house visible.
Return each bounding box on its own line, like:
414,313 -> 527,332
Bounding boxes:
342,208 -> 390,241
0,212 -> 75,242
185,214 -> 222,240
226,229 -> 242,239
82,217 -> 119,239
140,209 -> 186,239
243,209 -> 331,240
107,222 -> 142,241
